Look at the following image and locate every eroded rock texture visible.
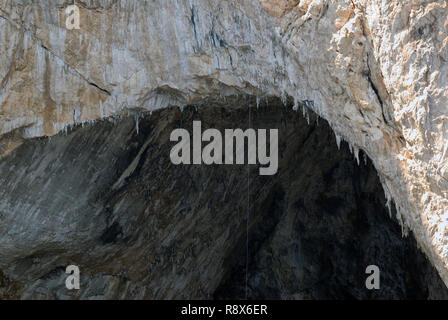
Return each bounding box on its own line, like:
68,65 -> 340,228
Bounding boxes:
0,0 -> 447,298
0,99 -> 447,299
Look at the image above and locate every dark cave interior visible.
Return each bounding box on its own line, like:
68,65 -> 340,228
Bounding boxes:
0,96 -> 446,299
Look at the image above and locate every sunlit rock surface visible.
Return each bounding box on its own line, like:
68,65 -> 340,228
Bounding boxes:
0,0 -> 447,297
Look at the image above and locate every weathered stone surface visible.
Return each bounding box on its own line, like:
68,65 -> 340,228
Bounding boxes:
0,0 -> 447,297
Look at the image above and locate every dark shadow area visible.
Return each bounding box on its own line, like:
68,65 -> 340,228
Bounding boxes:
0,96 -> 446,299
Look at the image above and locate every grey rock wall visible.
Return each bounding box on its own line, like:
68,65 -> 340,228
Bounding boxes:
0,98 -> 446,299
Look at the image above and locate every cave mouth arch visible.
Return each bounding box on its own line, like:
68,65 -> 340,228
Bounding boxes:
0,95 -> 446,299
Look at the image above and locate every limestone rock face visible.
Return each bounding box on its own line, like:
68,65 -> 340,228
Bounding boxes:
0,0 -> 447,297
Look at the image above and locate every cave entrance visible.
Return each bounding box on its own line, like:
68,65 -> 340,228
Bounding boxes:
0,96 -> 446,299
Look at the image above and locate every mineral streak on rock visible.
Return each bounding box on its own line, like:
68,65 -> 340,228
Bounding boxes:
0,0 -> 447,297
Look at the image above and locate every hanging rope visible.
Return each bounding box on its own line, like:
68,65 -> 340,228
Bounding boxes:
245,102 -> 251,299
